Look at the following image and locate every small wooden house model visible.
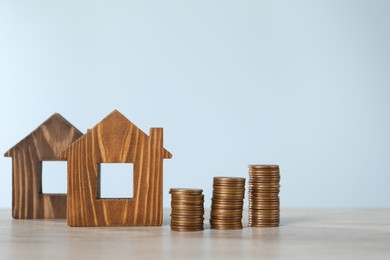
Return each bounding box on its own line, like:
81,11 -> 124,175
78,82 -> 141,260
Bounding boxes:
4,114 -> 83,219
58,110 -> 172,227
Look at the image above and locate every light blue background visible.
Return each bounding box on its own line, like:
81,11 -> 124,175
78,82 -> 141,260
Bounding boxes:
1,0 -> 389,208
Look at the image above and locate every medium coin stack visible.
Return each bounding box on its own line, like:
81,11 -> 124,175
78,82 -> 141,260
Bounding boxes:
170,188 -> 204,232
210,177 -> 246,230
248,165 -> 280,227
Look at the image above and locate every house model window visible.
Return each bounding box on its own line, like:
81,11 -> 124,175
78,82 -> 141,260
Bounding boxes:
41,161 -> 68,194
98,163 -> 134,199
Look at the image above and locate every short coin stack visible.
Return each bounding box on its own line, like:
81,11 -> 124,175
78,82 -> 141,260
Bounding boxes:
170,188 -> 204,232
210,177 -> 246,230
248,165 -> 280,227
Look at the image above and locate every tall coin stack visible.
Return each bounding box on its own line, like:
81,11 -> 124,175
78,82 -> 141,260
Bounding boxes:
248,165 -> 280,227
170,188 -> 204,232
210,177 -> 246,230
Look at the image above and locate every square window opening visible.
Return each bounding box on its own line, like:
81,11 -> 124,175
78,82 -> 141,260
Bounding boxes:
98,163 -> 134,199
41,161 -> 67,194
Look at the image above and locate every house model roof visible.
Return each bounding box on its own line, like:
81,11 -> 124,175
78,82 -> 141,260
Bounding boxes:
4,113 -> 83,158
58,110 -> 172,160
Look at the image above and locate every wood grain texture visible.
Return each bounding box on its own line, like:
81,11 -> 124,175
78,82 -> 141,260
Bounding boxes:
4,114 -> 83,219
58,110 -> 172,227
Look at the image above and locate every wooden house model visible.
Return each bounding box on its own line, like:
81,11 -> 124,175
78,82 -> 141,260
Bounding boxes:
4,113 -> 83,219
58,110 -> 172,227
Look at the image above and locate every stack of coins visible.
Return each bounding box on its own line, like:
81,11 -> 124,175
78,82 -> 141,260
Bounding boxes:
248,165 -> 280,227
210,177 -> 246,230
170,188 -> 204,232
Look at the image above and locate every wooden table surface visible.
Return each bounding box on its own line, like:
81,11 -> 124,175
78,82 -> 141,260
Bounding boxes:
1,208 -> 389,260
